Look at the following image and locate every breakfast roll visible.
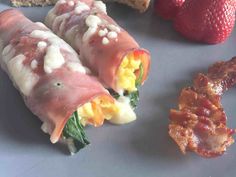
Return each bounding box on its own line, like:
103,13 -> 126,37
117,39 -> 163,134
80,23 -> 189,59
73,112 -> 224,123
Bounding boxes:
0,9 -> 119,154
45,0 -> 150,111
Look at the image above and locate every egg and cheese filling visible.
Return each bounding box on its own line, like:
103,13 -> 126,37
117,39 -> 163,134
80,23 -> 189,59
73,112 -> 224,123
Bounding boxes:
62,94 -> 136,154
116,52 -> 142,92
77,95 -> 119,127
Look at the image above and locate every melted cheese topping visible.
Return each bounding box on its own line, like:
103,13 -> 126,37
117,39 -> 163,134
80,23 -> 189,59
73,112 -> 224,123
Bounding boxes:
116,52 -> 141,92
74,1 -> 90,14
83,15 -> 102,42
30,30 -> 71,49
67,62 -> 90,74
107,31 -> 118,39
37,41 -> 47,49
6,54 -> 39,96
98,28 -> 108,37
98,25 -> 119,45
109,96 -> 136,124
77,95 -> 136,126
94,1 -> 107,14
30,30 -> 86,74
102,37 -> 109,45
77,96 -> 118,127
31,59 -> 38,69
107,24 -> 121,33
86,15 -> 102,27
44,45 -> 65,74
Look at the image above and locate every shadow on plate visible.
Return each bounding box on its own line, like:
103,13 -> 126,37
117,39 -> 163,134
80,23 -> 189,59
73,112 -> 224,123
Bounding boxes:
0,70 -> 67,154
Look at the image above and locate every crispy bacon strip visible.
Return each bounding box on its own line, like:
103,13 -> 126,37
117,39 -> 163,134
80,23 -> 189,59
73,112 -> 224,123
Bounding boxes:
169,57 -> 236,157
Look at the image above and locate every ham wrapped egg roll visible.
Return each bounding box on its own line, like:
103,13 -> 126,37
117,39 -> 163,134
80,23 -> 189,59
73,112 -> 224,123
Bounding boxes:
45,0 -> 151,120
0,9 -> 121,154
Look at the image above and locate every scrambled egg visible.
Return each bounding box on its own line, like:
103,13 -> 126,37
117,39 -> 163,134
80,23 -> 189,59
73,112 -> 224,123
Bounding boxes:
77,52 -> 142,126
77,95 -> 137,126
77,96 -> 118,127
116,52 -> 141,92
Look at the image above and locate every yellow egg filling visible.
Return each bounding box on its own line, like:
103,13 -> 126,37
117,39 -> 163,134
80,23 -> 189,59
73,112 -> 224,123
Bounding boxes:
116,52 -> 142,92
77,96 -> 119,127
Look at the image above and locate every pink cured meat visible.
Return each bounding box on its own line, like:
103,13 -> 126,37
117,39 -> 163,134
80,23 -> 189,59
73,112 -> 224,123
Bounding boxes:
0,9 -> 112,143
45,0 -> 150,91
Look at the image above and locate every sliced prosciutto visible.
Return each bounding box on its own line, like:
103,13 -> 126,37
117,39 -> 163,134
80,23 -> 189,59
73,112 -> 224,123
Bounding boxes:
169,57 -> 236,158
0,9 -> 119,154
45,0 -> 151,113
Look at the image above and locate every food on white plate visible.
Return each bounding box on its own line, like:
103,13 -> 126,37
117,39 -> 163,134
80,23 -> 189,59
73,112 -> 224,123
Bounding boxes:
45,0 -> 151,117
10,0 -> 58,7
169,57 -> 236,158
0,9 -> 135,154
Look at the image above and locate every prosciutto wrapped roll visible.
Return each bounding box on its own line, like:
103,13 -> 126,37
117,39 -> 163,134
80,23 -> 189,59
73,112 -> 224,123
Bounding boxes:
45,0 -> 151,121
0,9 -> 120,154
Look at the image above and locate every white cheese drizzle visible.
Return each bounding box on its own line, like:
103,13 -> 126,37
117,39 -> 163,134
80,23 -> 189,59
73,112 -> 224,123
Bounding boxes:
109,96 -> 136,124
30,30 -> 87,74
30,59 -> 38,69
102,37 -> 109,45
107,31 -> 118,39
74,1 -> 90,14
6,54 -> 39,96
44,45 -> 65,74
98,28 -> 108,37
108,24 -> 121,33
30,30 -> 56,39
31,30 -> 75,53
37,41 -> 47,49
67,62 -> 90,74
86,15 -> 102,27
94,1 -> 107,14
83,15 -> 102,41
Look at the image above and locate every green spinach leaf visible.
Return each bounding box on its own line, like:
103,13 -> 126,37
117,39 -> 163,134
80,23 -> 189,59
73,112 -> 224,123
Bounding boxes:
125,90 -> 139,109
135,63 -> 144,87
63,111 -> 90,153
108,63 -> 143,109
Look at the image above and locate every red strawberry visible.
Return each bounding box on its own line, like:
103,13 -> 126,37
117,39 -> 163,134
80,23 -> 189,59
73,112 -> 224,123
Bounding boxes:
154,0 -> 185,20
174,0 -> 236,44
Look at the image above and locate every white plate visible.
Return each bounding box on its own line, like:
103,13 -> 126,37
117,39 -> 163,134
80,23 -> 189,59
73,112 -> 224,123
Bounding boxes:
1,1 -> 236,177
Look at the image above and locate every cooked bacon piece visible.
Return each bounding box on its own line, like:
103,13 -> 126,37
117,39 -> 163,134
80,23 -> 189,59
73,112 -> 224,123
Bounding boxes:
169,57 -> 236,157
